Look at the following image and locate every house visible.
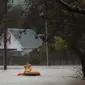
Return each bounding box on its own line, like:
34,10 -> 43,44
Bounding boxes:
0,28 -> 43,54
0,29 -> 23,65
9,28 -> 43,54
0,28 -> 43,65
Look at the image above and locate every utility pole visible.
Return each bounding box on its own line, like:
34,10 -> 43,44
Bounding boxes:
4,0 -> 8,70
45,21 -> 49,66
45,1 -> 49,66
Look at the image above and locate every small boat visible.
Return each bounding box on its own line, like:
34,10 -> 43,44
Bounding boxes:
18,71 -> 40,76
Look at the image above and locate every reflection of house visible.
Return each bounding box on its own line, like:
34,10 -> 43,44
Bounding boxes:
0,28 -> 43,65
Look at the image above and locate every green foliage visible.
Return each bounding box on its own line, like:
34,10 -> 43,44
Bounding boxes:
39,36 -> 68,52
53,36 -> 68,51
38,43 -> 51,52
39,44 -> 46,52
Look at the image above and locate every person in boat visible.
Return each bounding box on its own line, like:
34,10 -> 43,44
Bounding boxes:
24,64 -> 32,73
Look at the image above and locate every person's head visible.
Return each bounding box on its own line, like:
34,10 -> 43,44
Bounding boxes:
27,64 -> 31,67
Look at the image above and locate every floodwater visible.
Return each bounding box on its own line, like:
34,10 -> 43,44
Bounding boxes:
0,66 -> 84,85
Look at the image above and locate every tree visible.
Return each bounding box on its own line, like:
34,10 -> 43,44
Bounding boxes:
0,0 -> 27,34
53,36 -> 68,51
7,5 -> 26,28
1,0 -> 85,77
0,0 -> 7,35
39,36 -> 68,52
23,0 -> 85,78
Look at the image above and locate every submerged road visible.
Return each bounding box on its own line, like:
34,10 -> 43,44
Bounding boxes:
0,66 -> 85,85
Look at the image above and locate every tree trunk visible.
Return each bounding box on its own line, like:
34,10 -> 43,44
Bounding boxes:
71,47 -> 85,78
80,55 -> 85,78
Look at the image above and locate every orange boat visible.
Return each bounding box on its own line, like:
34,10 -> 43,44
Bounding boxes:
18,71 -> 40,76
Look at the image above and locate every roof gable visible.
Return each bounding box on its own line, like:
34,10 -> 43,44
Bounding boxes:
9,28 -> 43,49
0,30 -> 23,51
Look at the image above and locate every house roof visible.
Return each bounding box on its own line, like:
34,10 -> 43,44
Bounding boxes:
0,28 -> 43,54
9,28 -> 43,49
0,30 -> 23,51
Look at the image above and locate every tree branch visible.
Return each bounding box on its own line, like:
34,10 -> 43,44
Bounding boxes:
56,0 -> 85,15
